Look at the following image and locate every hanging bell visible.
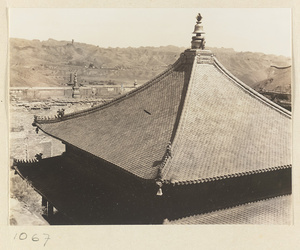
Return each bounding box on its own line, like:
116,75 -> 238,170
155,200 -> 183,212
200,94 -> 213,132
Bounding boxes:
193,24 -> 205,35
156,187 -> 163,196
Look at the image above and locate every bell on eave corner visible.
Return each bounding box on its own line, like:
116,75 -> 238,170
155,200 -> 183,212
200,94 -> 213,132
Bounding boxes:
156,187 -> 163,196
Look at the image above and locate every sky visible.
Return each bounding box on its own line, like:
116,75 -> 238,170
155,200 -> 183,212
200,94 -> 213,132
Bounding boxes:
9,8 -> 291,57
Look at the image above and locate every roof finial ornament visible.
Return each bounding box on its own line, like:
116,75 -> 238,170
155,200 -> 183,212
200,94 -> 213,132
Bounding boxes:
191,13 -> 206,50
196,13 -> 202,22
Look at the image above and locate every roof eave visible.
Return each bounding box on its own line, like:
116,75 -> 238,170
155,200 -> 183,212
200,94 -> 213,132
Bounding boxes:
162,164 -> 292,186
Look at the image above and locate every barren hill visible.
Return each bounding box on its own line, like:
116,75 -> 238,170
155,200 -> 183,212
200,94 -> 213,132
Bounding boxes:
252,66 -> 291,94
10,38 -> 291,93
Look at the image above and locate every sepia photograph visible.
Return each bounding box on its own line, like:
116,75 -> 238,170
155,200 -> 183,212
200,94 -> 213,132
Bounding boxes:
8,8 -> 292,226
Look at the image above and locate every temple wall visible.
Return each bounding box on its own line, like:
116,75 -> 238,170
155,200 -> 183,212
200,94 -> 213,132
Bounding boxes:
10,85 -> 136,101
10,137 -> 65,161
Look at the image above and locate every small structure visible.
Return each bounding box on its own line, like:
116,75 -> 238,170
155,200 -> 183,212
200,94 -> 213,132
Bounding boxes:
13,14 -> 292,224
72,72 -> 80,98
68,73 -> 74,86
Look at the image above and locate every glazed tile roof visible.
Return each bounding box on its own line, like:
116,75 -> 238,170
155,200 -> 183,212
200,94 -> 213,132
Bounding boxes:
161,55 -> 291,182
164,195 -> 292,225
35,49 -> 291,182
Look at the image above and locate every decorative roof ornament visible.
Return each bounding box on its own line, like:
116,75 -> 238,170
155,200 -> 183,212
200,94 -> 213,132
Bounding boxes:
191,13 -> 206,50
72,71 -> 81,98
196,13 -> 202,22
74,72 -> 78,87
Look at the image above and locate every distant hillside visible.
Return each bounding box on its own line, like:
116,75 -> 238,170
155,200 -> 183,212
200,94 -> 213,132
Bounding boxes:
252,66 -> 291,94
251,65 -> 292,110
10,38 -> 291,93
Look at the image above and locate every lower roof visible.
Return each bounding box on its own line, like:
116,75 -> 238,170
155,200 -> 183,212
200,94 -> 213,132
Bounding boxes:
165,195 -> 292,225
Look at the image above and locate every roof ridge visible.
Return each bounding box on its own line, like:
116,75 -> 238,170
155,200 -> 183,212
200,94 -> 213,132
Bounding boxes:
270,65 -> 291,69
35,55 -> 184,124
168,52 -> 199,143
162,164 -> 292,186
161,54 -> 199,178
213,57 -> 291,118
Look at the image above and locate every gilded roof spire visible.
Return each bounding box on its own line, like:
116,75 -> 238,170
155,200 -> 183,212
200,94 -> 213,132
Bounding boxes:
191,13 -> 206,50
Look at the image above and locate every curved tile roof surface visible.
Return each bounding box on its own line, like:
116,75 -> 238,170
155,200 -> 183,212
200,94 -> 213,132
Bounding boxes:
37,57 -> 193,179
161,54 -> 291,182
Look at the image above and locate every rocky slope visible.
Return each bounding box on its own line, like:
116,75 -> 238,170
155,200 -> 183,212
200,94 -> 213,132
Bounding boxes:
252,66 -> 291,94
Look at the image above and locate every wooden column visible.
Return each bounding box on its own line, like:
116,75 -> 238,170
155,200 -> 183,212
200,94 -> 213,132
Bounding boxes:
42,196 -> 54,218
47,203 -> 54,217
42,196 -> 47,207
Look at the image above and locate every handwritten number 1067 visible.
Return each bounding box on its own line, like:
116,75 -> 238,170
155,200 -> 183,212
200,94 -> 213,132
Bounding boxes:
14,233 -> 50,246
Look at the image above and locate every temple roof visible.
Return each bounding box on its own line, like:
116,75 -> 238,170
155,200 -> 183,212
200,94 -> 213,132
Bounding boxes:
33,14 -> 291,183
34,48 -> 291,183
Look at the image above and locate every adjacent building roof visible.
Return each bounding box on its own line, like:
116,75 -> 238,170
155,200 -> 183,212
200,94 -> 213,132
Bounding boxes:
164,195 -> 292,225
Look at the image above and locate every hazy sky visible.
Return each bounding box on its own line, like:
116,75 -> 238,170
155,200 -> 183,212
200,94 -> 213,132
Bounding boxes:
9,8 -> 291,56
